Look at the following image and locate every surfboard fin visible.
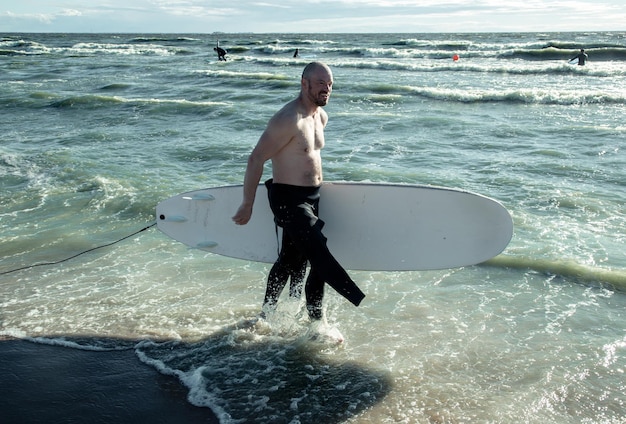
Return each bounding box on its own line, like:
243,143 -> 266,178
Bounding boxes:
159,215 -> 187,223
182,193 -> 215,201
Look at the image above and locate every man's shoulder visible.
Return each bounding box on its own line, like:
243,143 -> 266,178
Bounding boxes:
270,99 -> 300,124
268,98 -> 327,133
319,107 -> 328,124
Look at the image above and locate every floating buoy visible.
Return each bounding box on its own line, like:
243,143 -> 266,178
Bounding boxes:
452,54 -> 459,61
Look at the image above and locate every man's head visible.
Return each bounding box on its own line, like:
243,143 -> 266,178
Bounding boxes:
301,62 -> 333,107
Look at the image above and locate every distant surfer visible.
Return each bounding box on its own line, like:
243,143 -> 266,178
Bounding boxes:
293,48 -> 299,58
570,48 -> 587,66
233,62 -> 365,322
214,40 -> 227,61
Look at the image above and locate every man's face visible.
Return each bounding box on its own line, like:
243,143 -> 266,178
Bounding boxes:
305,69 -> 333,107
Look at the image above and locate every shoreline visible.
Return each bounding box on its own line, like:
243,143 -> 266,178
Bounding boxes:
0,338 -> 219,424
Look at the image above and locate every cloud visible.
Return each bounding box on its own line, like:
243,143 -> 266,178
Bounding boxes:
59,9 -> 83,17
0,0 -> 624,33
156,5 -> 237,18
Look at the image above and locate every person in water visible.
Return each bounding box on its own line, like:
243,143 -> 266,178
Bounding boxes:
570,48 -> 588,66
232,62 -> 365,321
214,41 -> 227,61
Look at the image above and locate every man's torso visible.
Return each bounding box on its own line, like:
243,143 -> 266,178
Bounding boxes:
271,102 -> 326,187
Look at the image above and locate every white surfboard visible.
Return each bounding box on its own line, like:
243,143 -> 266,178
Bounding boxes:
156,182 -> 513,271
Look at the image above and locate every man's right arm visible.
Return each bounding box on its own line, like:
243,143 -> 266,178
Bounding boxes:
232,151 -> 265,225
232,107 -> 295,225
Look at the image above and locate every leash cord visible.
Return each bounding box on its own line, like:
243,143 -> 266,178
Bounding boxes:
1,222 -> 157,276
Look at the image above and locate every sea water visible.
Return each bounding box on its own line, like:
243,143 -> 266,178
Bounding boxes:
1,32 -> 625,423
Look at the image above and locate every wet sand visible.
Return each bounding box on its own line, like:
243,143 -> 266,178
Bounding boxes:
0,338 -> 219,424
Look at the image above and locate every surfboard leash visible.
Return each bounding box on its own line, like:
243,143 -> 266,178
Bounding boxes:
0,221 -> 157,277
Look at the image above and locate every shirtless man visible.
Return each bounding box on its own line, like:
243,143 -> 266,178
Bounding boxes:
570,48 -> 588,66
232,62 -> 365,320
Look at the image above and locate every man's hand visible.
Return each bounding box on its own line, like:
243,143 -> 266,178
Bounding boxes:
232,203 -> 253,225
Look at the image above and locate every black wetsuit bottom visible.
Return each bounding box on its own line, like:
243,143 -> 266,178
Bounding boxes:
265,179 -> 365,319
263,217 -> 306,311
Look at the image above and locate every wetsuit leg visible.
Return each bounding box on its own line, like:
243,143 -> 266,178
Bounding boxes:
263,230 -> 307,311
282,219 -> 365,307
304,268 -> 324,320
269,183 -> 365,312
287,239 -> 306,299
262,179 -> 307,315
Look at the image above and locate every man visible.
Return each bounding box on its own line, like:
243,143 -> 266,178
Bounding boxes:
214,40 -> 227,61
570,48 -> 588,66
232,62 -> 365,321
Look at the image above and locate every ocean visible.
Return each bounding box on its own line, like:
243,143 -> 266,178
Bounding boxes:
1,32 -> 625,423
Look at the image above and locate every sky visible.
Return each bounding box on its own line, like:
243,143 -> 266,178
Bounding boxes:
1,0 -> 624,33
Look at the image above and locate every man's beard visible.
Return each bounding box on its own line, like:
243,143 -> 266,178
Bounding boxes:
309,87 -> 329,106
